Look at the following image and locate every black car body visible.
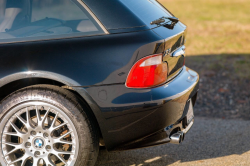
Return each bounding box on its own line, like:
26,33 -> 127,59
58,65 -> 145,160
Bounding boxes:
0,0 -> 199,165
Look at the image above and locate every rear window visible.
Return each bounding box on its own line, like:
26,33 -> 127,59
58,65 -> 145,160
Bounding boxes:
120,0 -> 173,28
0,0 -> 104,43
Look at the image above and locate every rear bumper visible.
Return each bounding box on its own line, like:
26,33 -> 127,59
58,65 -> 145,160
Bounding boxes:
118,118 -> 195,151
85,66 -> 199,151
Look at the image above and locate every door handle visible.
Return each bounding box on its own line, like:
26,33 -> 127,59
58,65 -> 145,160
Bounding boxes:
172,46 -> 185,57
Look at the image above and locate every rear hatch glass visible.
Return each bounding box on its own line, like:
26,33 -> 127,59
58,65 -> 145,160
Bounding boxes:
120,0 -> 173,28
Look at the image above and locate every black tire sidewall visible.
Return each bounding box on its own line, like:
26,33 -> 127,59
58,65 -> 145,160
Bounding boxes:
0,85 -> 98,166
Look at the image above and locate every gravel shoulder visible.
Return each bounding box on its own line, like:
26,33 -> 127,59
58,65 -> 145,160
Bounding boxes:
186,54 -> 250,120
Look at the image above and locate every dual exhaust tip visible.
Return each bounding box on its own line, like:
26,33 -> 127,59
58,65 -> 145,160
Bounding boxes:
170,131 -> 185,144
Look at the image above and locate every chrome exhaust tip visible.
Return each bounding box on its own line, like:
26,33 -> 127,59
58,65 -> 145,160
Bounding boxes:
170,131 -> 184,144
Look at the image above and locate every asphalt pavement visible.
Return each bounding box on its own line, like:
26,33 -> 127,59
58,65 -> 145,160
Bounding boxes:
96,117 -> 250,166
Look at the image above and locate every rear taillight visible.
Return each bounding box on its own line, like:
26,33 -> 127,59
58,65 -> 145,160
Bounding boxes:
126,54 -> 168,88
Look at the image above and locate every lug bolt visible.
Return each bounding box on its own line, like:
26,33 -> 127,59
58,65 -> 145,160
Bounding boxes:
43,132 -> 49,138
45,145 -> 51,151
31,131 -> 36,136
34,151 -> 40,157
25,142 -> 31,148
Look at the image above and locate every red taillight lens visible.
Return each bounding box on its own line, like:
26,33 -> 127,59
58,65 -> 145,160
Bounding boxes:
126,54 -> 168,88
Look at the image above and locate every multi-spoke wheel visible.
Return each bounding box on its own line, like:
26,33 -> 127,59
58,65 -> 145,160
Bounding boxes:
0,85 -> 99,166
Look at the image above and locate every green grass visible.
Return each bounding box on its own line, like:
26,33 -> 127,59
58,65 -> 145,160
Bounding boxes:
158,0 -> 250,55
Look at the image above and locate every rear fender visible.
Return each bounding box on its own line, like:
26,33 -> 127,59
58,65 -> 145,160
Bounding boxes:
0,71 -> 107,145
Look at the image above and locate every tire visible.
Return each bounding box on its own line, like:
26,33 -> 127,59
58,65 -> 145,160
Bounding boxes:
0,85 -> 99,166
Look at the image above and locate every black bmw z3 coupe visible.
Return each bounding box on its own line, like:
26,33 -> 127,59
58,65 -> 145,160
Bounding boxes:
0,0 -> 199,165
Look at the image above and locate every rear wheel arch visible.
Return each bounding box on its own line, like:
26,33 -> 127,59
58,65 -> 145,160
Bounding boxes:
0,71 -> 105,144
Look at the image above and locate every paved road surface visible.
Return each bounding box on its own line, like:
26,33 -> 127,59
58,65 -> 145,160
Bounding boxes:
96,117 -> 250,166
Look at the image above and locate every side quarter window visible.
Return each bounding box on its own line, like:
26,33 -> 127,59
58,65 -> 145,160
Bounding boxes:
0,0 -> 105,43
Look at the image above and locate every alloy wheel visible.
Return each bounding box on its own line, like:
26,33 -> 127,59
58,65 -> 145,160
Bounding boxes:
1,102 -> 79,166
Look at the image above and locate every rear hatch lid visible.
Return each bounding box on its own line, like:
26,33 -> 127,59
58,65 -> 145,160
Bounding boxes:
120,0 -> 187,80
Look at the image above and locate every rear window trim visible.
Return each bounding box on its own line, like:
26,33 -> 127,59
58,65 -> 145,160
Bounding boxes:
155,0 -> 175,17
78,0 -> 109,34
0,31 -> 107,45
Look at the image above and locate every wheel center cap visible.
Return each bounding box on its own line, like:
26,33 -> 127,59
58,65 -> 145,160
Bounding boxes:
34,138 -> 44,149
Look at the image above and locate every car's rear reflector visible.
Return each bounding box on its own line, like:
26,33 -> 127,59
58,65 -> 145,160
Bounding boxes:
126,54 -> 168,88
